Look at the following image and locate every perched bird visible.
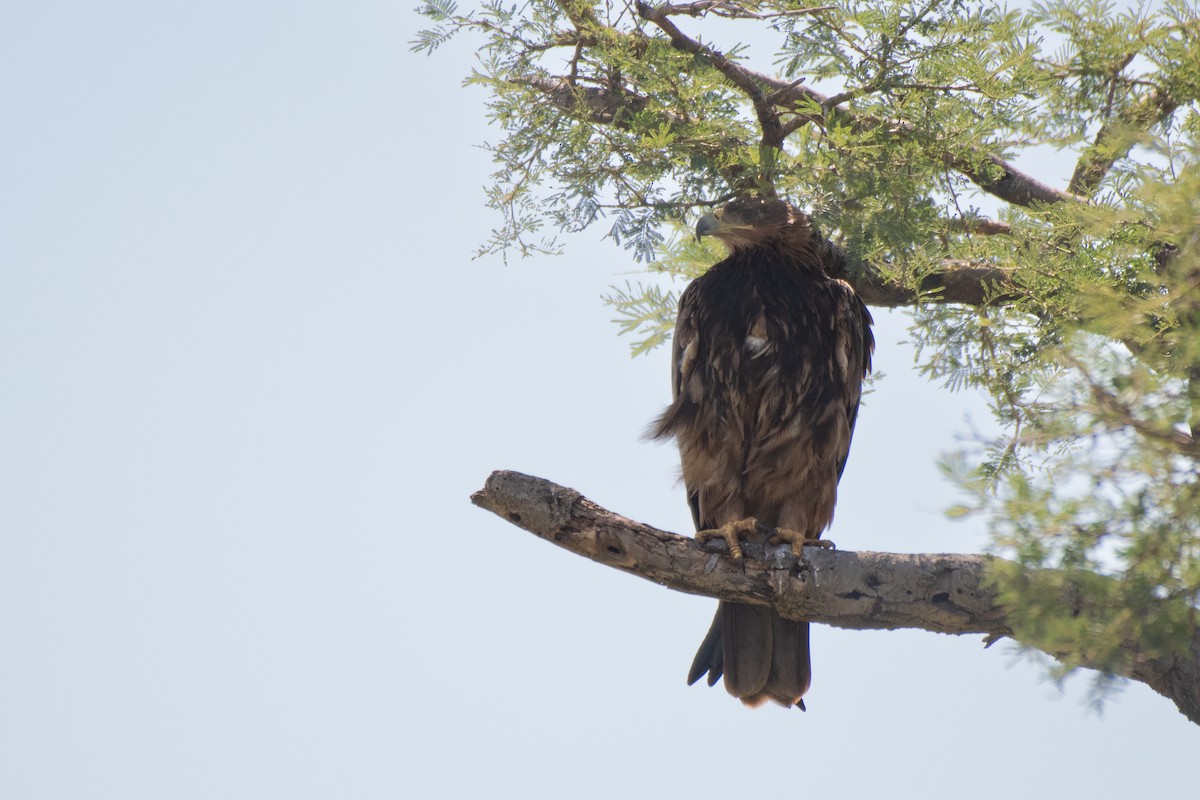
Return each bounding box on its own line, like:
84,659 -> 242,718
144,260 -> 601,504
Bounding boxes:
651,196 -> 874,709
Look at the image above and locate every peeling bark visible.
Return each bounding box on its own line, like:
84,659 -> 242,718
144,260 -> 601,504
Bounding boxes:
472,470 -> 1200,725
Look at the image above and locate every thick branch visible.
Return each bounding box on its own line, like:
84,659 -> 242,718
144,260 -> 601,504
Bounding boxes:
836,258 -> 1018,308
1069,88 -> 1180,197
472,470 -> 1200,724
950,151 -> 1083,208
944,216 -> 1013,236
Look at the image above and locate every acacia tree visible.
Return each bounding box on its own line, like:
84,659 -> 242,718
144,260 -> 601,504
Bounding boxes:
415,0 -> 1200,722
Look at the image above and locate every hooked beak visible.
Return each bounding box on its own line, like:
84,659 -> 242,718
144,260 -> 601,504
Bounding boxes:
695,212 -> 721,241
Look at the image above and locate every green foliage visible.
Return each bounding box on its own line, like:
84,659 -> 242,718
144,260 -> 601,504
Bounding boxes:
414,0 -> 1060,260
602,220 -> 725,354
418,0 -> 1200,699
944,161 -> 1200,686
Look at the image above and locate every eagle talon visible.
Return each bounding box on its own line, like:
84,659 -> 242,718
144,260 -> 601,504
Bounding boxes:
695,517 -> 760,560
769,527 -> 836,557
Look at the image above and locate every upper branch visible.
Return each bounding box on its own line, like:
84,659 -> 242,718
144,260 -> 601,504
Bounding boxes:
508,75 -> 747,186
636,1 -> 787,148
1069,87 -> 1181,197
472,470 -> 1200,725
841,259 -> 1018,308
498,79 -> 1028,309
482,4 -> 1085,210
513,75 -> 657,126
951,151 -> 1084,208
620,6 -> 1083,207
651,1 -> 836,20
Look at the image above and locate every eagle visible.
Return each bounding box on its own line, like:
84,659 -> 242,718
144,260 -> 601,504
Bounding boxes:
651,197 -> 874,709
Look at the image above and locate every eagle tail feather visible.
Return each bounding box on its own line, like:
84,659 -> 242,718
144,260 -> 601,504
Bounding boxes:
686,607 -> 724,686
721,602 -> 774,701
766,615 -> 811,707
688,601 -> 810,709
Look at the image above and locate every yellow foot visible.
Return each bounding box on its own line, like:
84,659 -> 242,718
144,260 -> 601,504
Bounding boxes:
695,518 -> 760,560
769,528 -> 836,558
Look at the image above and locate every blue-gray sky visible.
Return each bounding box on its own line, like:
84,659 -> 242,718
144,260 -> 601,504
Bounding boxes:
2,3 -> 1197,798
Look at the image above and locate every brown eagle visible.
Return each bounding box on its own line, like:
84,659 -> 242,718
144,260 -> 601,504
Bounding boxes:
651,197 -> 874,709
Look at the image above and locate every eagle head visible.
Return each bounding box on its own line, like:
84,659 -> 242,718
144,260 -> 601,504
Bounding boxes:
695,197 -> 811,253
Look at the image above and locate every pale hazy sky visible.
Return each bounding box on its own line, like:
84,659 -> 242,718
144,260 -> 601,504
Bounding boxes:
2,3 -> 1197,798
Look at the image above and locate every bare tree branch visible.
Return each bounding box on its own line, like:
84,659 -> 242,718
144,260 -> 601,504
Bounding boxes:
471,470 -> 1200,724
